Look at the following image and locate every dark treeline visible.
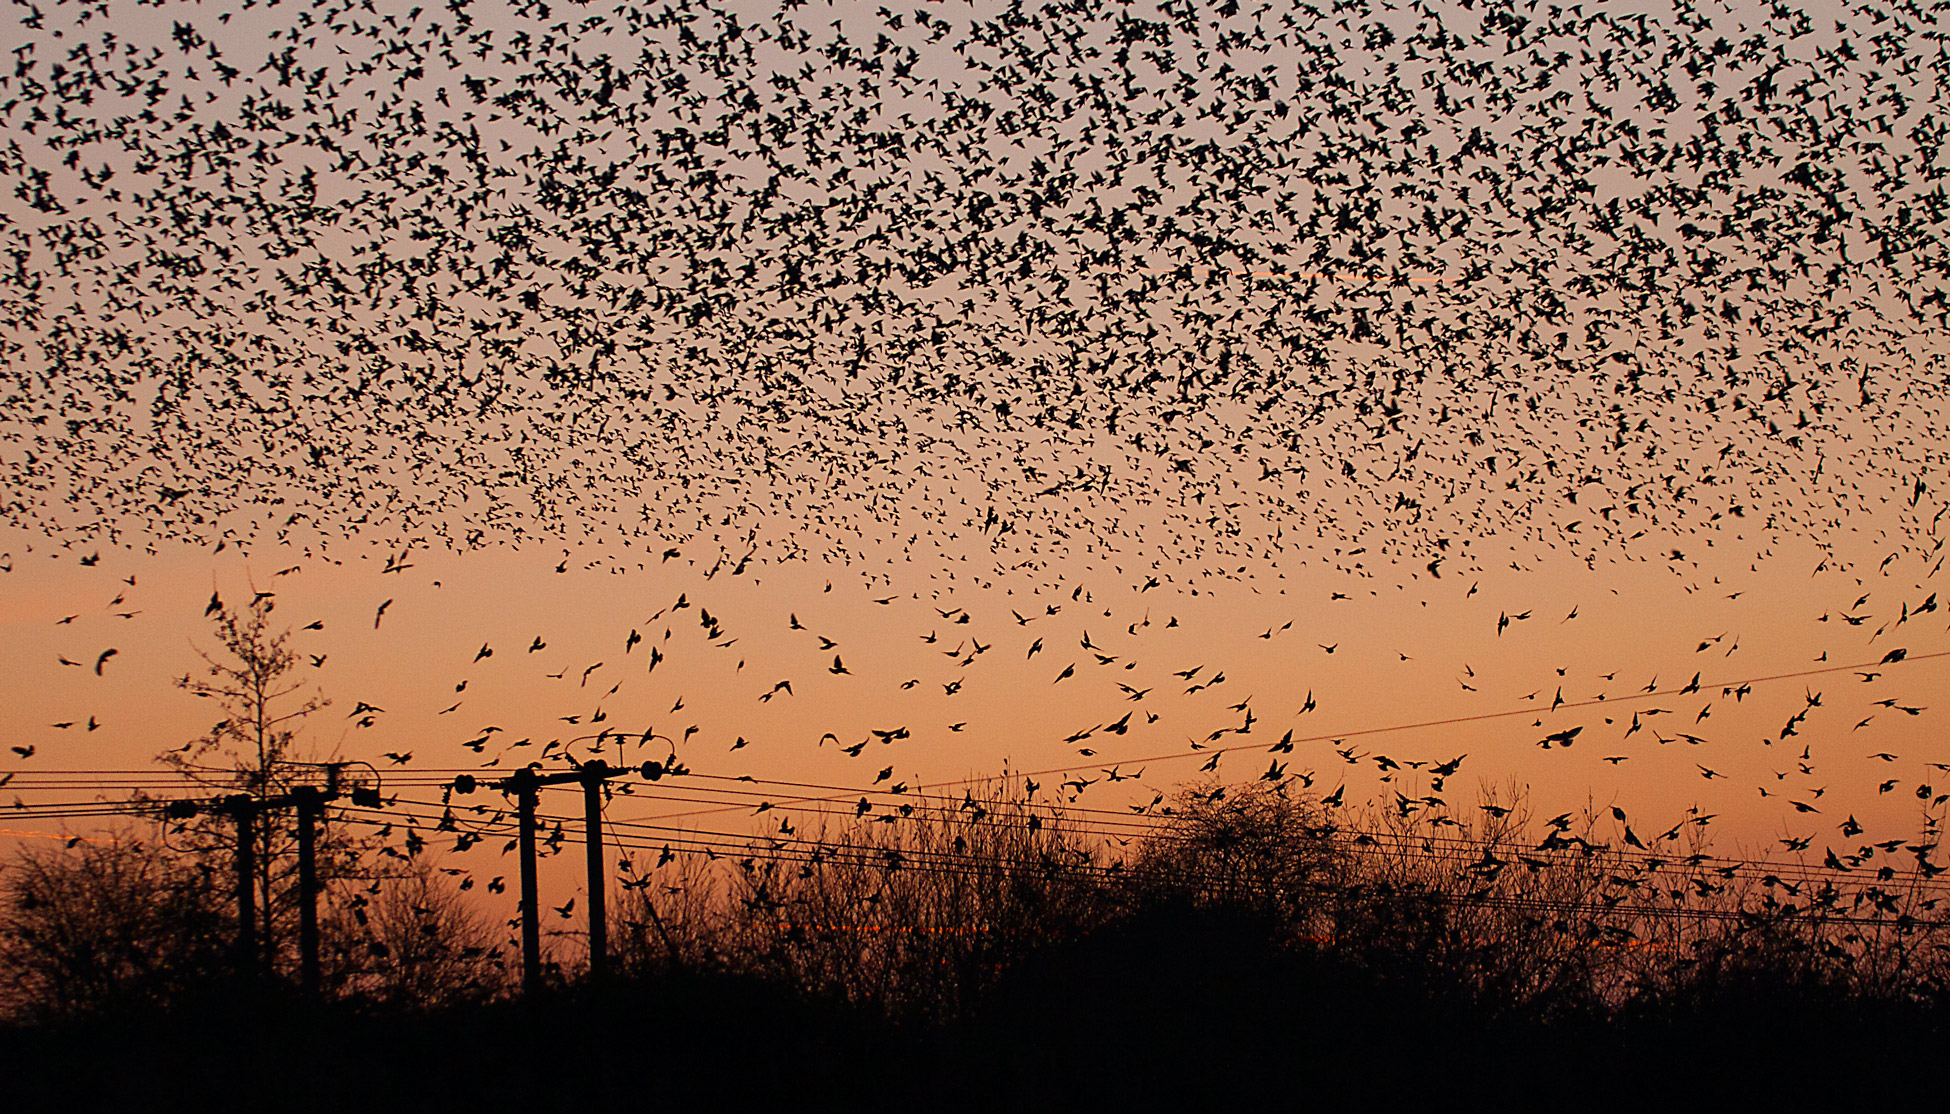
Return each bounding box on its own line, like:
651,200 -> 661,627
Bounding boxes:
2,780 -> 1946,1107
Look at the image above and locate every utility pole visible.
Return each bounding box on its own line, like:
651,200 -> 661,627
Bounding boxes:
293,786 -> 323,996
230,795 -> 257,977
497,759 -> 668,994
513,768 -> 542,996
173,778 -> 344,990
582,761 -> 609,982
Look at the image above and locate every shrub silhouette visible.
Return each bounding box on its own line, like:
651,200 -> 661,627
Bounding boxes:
0,835 -> 230,1021
613,779 -> 1105,1022
3,776 -> 1947,1103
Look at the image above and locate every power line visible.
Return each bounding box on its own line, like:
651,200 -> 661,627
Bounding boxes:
14,777 -> 1944,892
10,643 -> 1945,837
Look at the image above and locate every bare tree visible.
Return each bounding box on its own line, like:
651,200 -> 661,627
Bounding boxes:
156,588 -> 354,976
323,854 -> 509,1008
612,780 -> 1105,1021
0,834 -> 229,1021
1126,780 -> 1344,934
166,589 -> 328,795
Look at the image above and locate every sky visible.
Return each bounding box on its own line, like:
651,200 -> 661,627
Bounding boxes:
3,0 -> 1950,928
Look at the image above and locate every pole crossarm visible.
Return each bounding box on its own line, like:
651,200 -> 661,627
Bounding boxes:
154,781 -> 351,987
480,760 -> 681,993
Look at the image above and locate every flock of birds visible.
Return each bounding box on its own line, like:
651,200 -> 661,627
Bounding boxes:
0,0 -> 1949,874
10,522 -> 1948,890
0,0 -> 1944,580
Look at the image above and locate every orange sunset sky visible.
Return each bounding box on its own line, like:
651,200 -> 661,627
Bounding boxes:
4,0 -> 1950,920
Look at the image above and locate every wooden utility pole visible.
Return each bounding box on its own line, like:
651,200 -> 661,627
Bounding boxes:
293,786 -> 323,996
513,768 -> 542,995
182,780 -> 343,989
582,761 -> 609,982
231,795 -> 257,976
499,759 -> 662,994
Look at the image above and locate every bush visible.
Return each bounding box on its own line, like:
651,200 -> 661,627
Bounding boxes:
322,855 -> 510,1008
0,834 -> 231,1021
614,779 -> 1106,1021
